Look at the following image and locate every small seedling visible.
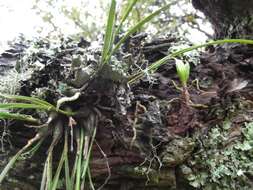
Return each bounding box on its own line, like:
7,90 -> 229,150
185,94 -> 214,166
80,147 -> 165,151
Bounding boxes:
175,59 -> 191,105
128,39 -> 253,84
175,59 -> 190,88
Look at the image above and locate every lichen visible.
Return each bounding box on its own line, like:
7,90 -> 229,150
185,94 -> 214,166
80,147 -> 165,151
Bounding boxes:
181,121 -> 253,189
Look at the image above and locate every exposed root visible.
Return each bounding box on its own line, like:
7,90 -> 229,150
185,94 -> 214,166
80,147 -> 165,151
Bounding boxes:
24,126 -> 51,151
83,136 -> 90,159
130,101 -> 147,149
95,140 -> 111,190
130,102 -> 139,149
25,112 -> 58,128
45,151 -> 53,190
191,78 -> 205,92
167,97 -> 180,104
0,119 -> 12,152
171,80 -> 183,91
47,119 -> 63,154
138,142 -> 163,185
56,92 -> 81,111
68,116 -> 77,152
189,102 -> 208,108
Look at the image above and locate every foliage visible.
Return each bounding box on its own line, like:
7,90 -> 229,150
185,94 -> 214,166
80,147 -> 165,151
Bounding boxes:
183,121 -> 253,189
128,39 -> 253,84
32,0 -> 108,40
0,93 -> 75,119
101,0 -> 174,66
31,0 -> 213,42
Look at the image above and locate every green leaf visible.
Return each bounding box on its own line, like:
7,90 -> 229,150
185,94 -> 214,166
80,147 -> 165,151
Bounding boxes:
107,2 -> 176,62
88,167 -> 95,190
0,94 -> 75,116
101,0 -> 116,63
41,157 -> 48,190
46,152 -> 53,189
81,127 -> 97,179
63,130 -> 72,190
22,138 -> 44,158
0,149 -> 23,183
65,156 -> 72,190
115,0 -> 138,36
51,131 -> 68,190
128,39 -> 253,84
75,127 -> 84,190
0,93 -> 54,107
175,59 -> 190,87
0,112 -> 39,123
0,103 -> 51,110
0,134 -> 42,183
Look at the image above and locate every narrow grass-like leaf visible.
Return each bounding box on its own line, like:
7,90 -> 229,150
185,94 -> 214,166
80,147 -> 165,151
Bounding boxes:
81,127 -> 97,179
71,130 -> 80,184
115,0 -> 138,36
22,138 -> 44,158
64,131 -> 72,190
46,152 -> 53,189
0,112 -> 39,123
75,127 -> 84,190
0,93 -> 54,107
148,39 -> 253,73
0,156 -> 20,183
0,94 -> 75,116
88,167 -> 95,190
0,103 -> 51,110
128,39 -> 253,84
51,131 -> 68,190
40,161 -> 48,190
0,134 -> 41,183
106,1 -> 176,62
71,151 -> 78,183
0,149 -> 23,183
65,155 -> 72,190
101,0 -> 116,63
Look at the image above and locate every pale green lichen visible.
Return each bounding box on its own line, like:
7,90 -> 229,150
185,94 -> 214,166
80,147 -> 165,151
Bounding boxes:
182,121 -> 253,190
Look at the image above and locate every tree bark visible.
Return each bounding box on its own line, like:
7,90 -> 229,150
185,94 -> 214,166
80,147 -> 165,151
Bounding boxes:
192,0 -> 253,39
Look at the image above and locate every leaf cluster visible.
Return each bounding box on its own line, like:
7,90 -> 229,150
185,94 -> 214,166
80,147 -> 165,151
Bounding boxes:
0,93 -> 74,123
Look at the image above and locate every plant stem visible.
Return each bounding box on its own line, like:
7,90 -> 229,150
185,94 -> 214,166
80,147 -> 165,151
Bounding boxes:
182,86 -> 190,106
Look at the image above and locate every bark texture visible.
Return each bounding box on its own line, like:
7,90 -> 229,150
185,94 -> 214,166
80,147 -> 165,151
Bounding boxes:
192,0 -> 253,39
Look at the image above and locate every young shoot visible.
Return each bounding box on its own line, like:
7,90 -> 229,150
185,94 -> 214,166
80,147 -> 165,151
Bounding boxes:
175,59 -> 190,88
128,39 -> 253,84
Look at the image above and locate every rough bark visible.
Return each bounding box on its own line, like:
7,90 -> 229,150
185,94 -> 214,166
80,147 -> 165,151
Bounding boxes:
192,0 -> 253,39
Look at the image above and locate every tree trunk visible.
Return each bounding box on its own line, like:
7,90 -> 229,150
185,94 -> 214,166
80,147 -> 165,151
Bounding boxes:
1,1 -> 253,190
192,0 -> 253,39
